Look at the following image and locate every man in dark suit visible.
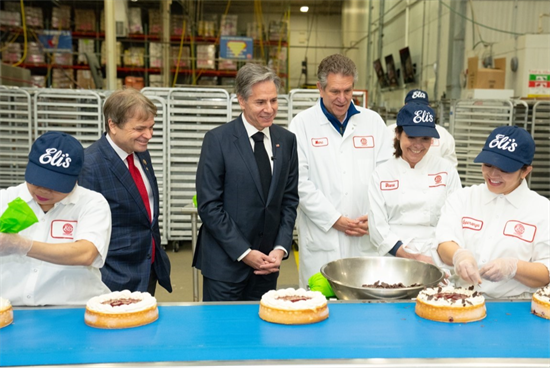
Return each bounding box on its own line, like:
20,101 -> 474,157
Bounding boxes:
194,63 -> 299,301
79,89 -> 171,295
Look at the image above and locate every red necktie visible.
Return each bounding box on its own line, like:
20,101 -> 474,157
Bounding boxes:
127,155 -> 155,263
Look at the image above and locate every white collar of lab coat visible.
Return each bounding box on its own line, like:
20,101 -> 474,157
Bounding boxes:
481,179 -> 529,209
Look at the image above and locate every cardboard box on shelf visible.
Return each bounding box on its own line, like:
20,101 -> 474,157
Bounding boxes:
52,68 -> 73,89
149,75 -> 163,88
467,56 -> 506,89
170,46 -> 190,68
75,9 -> 96,32
149,9 -> 162,35
76,70 -> 96,89
0,11 -> 21,27
52,6 -> 71,30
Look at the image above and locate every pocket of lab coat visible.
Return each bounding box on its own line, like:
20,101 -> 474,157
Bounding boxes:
300,218 -> 337,252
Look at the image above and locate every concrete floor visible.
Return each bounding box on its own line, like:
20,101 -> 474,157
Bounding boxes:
155,242 -> 300,302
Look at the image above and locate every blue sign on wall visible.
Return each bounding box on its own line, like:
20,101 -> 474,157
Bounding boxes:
38,30 -> 73,52
219,36 -> 253,60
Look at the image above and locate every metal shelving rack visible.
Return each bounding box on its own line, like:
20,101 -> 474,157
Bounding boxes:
0,87 -> 33,188
450,99 -> 515,187
165,88 -> 230,242
147,95 -> 168,245
33,89 -> 103,147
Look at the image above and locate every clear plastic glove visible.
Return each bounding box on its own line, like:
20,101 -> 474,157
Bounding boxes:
0,233 -> 34,256
452,248 -> 482,285
479,258 -> 518,282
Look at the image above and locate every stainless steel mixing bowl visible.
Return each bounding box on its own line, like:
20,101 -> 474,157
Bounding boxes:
320,257 -> 445,300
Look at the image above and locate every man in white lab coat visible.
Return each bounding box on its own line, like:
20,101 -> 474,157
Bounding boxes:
289,54 -> 393,288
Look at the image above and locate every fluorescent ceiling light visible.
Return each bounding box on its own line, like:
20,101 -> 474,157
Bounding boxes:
300,6 -> 309,13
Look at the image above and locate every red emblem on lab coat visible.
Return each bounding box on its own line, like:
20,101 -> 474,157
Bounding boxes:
429,172 -> 447,187
353,136 -> 374,148
504,220 -> 535,242
51,220 -> 77,239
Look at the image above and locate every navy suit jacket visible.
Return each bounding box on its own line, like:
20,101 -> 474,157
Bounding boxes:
193,116 -> 299,283
79,134 -> 172,293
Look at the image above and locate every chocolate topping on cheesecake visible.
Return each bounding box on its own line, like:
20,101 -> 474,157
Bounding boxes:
102,298 -> 141,307
276,296 -> 311,303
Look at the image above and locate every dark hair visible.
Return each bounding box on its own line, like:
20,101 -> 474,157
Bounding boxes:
317,54 -> 358,90
393,126 -> 404,158
235,63 -> 280,100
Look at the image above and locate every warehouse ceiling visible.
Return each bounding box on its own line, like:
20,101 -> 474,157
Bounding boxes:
2,0 -> 343,17
192,0 -> 344,16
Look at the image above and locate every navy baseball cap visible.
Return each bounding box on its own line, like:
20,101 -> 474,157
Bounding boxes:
474,125 -> 535,173
404,89 -> 429,105
25,132 -> 84,193
396,103 -> 440,138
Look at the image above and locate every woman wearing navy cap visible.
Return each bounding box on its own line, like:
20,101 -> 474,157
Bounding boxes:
436,125 -> 549,298
0,132 -> 112,306
368,103 -> 462,263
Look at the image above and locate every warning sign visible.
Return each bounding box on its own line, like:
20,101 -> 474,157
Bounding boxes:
527,70 -> 550,98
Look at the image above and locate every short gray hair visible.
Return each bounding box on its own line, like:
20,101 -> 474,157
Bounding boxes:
235,63 -> 281,100
104,88 -> 157,132
317,54 -> 358,90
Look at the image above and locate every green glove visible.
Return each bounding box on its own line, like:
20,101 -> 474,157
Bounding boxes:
192,194 -> 197,208
0,197 -> 39,233
308,272 -> 336,299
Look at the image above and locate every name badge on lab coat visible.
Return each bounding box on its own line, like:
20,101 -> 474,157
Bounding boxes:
503,220 -> 536,243
380,180 -> 399,191
462,217 -> 483,231
311,137 -> 328,147
51,220 -> 77,239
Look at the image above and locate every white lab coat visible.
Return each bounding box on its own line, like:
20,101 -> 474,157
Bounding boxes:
387,123 -> 457,167
435,181 -> 550,298
368,154 -> 462,257
0,183 -> 111,306
289,100 -> 393,287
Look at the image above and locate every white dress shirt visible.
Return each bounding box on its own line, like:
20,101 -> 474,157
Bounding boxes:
106,133 -> 154,216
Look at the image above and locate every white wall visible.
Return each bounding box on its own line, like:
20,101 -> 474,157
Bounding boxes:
287,14 -> 343,89
340,0 -> 549,109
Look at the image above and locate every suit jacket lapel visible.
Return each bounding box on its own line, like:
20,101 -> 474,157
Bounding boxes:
232,118 -> 266,201
98,136 -> 150,220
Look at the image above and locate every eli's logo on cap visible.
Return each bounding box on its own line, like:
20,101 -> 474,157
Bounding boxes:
488,134 -> 517,153
39,148 -> 72,168
412,110 -> 434,124
410,90 -> 427,100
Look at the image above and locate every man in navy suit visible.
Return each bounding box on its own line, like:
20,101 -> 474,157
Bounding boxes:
79,89 -> 171,295
194,63 -> 299,301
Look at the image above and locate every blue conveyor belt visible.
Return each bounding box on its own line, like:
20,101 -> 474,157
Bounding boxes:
0,301 -> 549,366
